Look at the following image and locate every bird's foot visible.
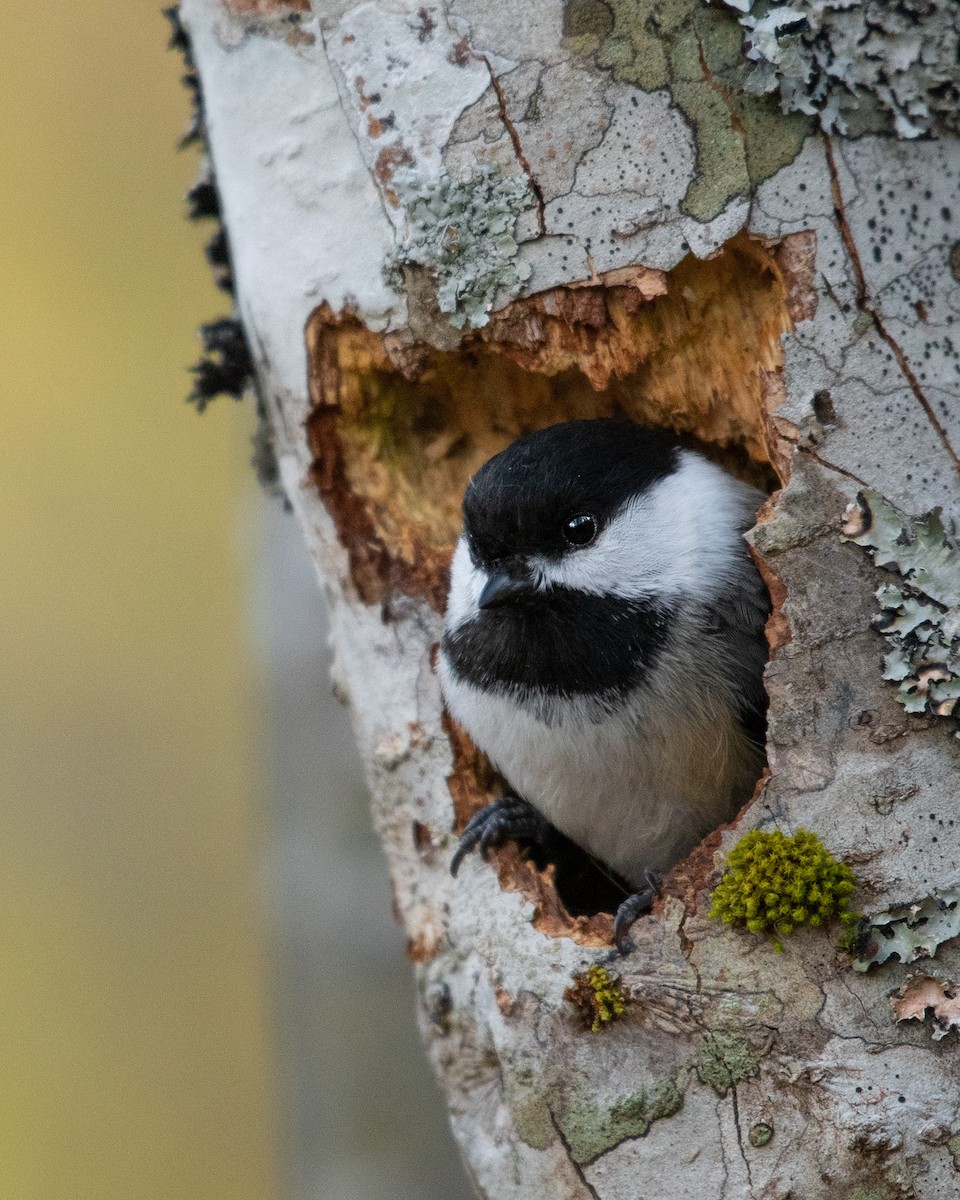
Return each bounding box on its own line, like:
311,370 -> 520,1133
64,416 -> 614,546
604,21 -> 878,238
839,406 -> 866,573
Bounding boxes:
450,794 -> 548,877
613,871 -> 662,955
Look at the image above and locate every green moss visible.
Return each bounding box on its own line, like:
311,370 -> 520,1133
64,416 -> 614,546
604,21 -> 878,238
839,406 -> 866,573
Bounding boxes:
696,1033 -> 760,1095
565,965 -> 627,1033
567,0 -> 810,221
709,828 -> 857,949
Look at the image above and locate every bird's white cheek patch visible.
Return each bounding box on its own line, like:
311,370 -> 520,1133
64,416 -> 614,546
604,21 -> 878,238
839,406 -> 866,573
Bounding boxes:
445,537 -> 489,630
535,454 -> 761,602
535,501 -> 659,598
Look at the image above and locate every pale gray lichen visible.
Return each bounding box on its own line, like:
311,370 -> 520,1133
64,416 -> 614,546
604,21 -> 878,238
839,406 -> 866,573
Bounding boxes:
852,885 -> 960,972
713,0 -> 960,138
841,489 -> 960,732
390,166 -> 534,329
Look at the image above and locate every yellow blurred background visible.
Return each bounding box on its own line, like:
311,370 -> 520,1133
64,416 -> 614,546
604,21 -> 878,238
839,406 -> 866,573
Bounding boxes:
0,7 -> 275,1197
0,7 -> 476,1198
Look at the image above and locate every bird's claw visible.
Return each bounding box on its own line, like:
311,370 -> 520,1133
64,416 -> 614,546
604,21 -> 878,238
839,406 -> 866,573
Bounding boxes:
450,794 -> 547,877
613,871 -> 662,955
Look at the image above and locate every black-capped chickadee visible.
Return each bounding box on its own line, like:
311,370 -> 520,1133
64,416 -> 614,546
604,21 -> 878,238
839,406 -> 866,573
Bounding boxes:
439,420 -> 769,952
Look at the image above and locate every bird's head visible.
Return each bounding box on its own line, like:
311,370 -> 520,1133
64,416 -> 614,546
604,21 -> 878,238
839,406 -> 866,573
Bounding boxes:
446,420 -> 683,629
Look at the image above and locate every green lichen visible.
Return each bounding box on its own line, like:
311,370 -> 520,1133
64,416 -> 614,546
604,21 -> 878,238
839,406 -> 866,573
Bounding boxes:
563,0 -> 615,41
510,1087 -> 556,1152
948,1132 -> 960,1170
716,0 -> 960,139
709,828 -> 857,949
566,0 -> 809,220
556,1072 -> 688,1163
565,965 -> 628,1033
841,489 -> 960,735
509,1065 -> 687,1159
390,165 -> 534,329
851,884 -> 960,973
696,1032 -> 760,1095
749,1120 -> 774,1147
951,241 -> 960,284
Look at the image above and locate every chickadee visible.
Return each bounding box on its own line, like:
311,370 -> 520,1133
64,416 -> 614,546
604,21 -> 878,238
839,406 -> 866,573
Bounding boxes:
439,420 -> 769,952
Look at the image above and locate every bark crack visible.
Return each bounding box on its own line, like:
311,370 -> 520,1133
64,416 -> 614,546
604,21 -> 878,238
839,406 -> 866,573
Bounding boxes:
798,445 -> 870,489
693,27 -> 754,229
481,55 -> 548,236
676,905 -> 704,999
435,4 -> 547,234
716,1093 -> 732,1199
730,1084 -> 755,1194
695,30 -> 746,143
823,134 -> 960,479
548,1108 -> 602,1200
837,974 -> 884,1039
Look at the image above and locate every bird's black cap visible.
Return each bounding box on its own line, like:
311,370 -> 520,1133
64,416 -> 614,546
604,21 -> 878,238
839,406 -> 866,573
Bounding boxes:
462,420 -> 680,567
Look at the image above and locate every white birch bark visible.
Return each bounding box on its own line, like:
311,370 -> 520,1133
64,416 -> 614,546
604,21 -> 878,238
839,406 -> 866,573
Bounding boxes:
179,0 -> 960,1194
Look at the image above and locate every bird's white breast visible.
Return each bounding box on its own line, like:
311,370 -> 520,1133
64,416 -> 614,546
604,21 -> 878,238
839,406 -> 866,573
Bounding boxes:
438,648 -> 756,887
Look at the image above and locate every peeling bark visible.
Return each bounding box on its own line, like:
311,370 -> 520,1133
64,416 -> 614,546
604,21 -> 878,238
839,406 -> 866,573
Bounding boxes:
178,0 -> 960,1195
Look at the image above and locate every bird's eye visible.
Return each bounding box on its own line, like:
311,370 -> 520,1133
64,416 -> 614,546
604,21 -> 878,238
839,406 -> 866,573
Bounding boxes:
562,513 -> 598,547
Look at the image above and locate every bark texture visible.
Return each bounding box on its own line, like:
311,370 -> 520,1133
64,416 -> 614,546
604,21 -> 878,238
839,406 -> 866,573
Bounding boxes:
179,0 -> 960,1194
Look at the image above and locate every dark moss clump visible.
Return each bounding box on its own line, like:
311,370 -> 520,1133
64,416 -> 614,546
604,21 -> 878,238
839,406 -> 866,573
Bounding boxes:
166,7 -> 282,497
188,319 -> 253,413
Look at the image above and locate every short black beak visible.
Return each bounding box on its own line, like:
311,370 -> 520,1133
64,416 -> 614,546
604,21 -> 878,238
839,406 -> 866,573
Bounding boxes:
478,568 -> 537,610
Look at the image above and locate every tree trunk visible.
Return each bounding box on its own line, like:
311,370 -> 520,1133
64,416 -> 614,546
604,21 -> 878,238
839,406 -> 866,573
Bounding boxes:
178,0 -> 960,1194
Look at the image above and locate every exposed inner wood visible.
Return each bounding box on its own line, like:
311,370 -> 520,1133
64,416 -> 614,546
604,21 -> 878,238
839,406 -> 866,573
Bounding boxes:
305,231 -> 812,943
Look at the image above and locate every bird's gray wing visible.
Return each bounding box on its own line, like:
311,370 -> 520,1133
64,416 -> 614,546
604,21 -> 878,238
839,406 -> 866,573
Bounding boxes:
705,564 -> 771,747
